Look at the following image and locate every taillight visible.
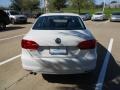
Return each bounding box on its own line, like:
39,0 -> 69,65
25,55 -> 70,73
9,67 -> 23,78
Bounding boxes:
21,39 -> 39,50
77,39 -> 96,49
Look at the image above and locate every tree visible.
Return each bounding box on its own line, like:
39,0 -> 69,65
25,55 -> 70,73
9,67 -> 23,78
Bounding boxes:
22,0 -> 40,11
48,0 -> 66,11
10,0 -> 40,11
30,0 -> 40,11
0,6 -> 8,10
71,0 -> 95,14
86,0 -> 95,9
10,0 -> 22,11
71,0 -> 85,14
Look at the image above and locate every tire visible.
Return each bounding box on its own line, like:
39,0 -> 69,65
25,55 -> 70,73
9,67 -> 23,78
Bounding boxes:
0,23 -> 6,30
24,20 -> 27,24
11,19 -> 15,24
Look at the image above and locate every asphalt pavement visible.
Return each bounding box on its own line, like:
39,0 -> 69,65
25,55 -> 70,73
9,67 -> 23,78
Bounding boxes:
0,19 -> 120,90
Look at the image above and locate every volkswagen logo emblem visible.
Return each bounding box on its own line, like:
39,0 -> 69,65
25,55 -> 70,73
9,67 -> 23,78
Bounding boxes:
55,38 -> 61,44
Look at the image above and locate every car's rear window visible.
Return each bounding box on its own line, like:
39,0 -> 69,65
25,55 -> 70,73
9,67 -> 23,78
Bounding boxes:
33,15 -> 86,30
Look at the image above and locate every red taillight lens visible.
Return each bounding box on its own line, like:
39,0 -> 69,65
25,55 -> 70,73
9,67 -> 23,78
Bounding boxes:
77,39 -> 96,49
21,39 -> 39,50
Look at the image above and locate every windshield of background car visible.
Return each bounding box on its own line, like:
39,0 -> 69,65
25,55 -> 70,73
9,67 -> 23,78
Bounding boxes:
33,15 -> 86,30
112,12 -> 120,15
10,11 -> 20,15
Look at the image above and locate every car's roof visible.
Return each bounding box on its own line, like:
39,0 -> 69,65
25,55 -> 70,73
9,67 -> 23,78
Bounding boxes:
41,13 -> 80,17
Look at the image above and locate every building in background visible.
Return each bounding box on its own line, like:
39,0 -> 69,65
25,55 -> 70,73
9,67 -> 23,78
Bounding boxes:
108,3 -> 120,8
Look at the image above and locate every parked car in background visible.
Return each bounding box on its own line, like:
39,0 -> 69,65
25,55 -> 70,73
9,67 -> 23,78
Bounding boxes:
21,13 -> 97,74
79,12 -> 91,21
0,9 -> 10,30
5,10 -> 27,24
91,12 -> 107,21
33,12 -> 42,18
110,12 -> 120,22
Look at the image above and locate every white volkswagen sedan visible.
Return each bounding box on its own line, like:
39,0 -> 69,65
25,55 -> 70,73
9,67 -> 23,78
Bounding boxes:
21,13 -> 97,74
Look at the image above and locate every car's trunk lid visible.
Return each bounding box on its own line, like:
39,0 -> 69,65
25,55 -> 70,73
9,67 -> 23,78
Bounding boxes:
23,29 -> 93,46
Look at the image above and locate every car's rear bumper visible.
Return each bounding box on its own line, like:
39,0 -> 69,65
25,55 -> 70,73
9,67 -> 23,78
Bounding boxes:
15,19 -> 27,23
21,50 -> 97,74
110,18 -> 120,22
92,18 -> 103,21
91,17 -> 105,21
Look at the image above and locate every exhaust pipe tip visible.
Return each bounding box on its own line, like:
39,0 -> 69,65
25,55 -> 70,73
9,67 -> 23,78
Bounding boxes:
30,72 -> 37,75
33,72 -> 37,75
30,72 -> 33,74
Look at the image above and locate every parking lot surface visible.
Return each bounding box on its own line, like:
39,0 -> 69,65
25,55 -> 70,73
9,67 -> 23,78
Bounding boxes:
0,19 -> 120,90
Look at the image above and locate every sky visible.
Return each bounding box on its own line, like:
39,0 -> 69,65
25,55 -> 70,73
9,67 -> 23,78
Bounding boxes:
0,0 -> 11,7
0,0 -> 120,7
95,0 -> 120,5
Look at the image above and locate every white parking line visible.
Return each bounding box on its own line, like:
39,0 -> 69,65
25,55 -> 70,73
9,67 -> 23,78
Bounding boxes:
95,38 -> 114,90
0,34 -> 25,41
0,54 -> 21,66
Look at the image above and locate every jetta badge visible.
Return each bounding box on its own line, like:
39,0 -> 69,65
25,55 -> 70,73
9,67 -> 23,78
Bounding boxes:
55,38 -> 61,44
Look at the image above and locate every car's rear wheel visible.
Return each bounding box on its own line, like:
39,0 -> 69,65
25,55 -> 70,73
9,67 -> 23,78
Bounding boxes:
23,20 -> 27,24
11,19 -> 15,24
0,23 -> 6,30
